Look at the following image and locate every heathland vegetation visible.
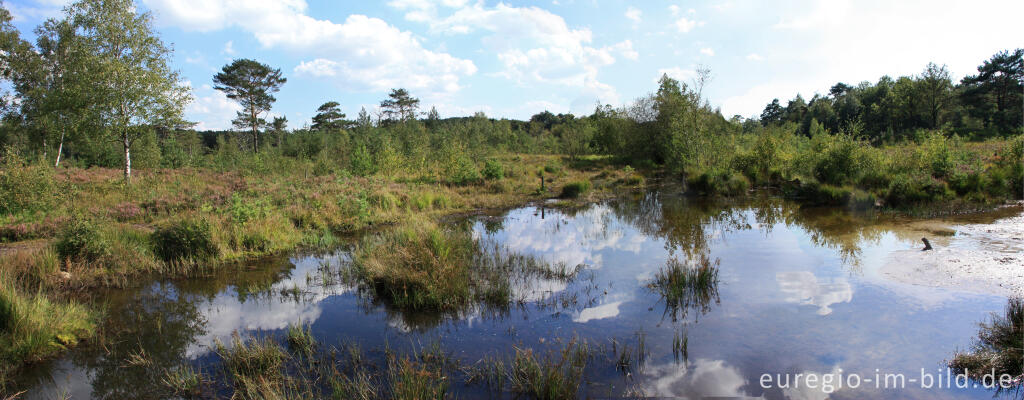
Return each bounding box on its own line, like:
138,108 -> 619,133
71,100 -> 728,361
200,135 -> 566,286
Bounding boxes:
0,0 -> 1021,387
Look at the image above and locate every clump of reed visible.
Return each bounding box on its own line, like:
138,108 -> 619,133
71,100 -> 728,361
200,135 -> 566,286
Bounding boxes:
463,338 -> 592,400
215,333 -> 289,396
353,216 -> 475,311
649,254 -> 721,321
353,217 -> 579,314
949,298 -> 1023,394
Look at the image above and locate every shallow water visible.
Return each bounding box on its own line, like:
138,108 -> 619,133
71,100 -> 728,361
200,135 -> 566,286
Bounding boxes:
11,190 -> 1020,399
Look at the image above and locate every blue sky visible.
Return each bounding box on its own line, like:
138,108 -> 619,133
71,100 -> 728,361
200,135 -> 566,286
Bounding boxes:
6,0 -> 1023,130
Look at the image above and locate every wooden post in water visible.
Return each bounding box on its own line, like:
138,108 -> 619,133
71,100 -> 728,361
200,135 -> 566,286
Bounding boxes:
540,171 -> 545,192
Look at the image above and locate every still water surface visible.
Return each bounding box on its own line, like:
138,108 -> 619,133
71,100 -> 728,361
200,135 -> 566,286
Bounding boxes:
14,189 -> 1019,399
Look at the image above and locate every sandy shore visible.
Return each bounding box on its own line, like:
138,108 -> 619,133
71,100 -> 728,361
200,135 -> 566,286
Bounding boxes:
881,207 -> 1024,297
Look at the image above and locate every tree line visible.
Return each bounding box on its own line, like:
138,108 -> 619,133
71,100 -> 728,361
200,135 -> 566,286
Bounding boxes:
757,51 -> 1023,142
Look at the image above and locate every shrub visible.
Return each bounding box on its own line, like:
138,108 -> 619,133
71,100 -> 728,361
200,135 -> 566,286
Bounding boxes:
688,170 -> 748,196
0,150 -> 61,215
559,181 -> 591,199
482,159 -> 505,180
55,217 -> 108,264
885,173 -> 952,206
813,134 -> 870,186
228,194 -> 268,224
152,218 -> 218,262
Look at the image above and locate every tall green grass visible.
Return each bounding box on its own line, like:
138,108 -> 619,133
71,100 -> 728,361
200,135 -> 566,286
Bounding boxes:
0,270 -> 95,382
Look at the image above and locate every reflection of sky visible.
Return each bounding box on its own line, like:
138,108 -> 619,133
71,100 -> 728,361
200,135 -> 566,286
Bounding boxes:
776,271 -> 853,316
26,197 -> 1015,399
642,359 -> 750,398
186,253 -> 348,357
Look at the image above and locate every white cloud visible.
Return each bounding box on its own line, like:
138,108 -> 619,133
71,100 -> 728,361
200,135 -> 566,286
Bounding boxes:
607,40 -> 639,61
387,0 -> 469,22
777,271 -> 853,316
625,6 -> 641,24
427,3 -> 623,105
674,17 -> 704,33
700,47 -> 714,56
668,5 -> 680,16
186,83 -> 241,130
222,40 -> 235,55
745,53 -> 763,61
143,0 -> 477,94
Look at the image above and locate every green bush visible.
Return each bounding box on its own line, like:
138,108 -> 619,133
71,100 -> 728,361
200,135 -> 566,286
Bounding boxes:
152,218 -> 218,262
0,150 -> 61,215
482,159 -> 504,180
688,170 -> 749,196
559,181 -> 591,198
55,218 -> 108,264
886,173 -> 952,206
813,134 -> 870,186
445,154 -> 482,186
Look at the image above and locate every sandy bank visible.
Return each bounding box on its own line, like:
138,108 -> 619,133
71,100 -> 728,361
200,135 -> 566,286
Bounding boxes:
881,206 -> 1024,297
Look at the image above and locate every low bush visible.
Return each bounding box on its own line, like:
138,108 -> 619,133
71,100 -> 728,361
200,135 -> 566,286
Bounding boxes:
482,159 -> 505,181
55,217 -> 108,264
688,170 -> 748,197
559,181 -> 591,199
885,173 -> 953,206
151,218 -> 218,262
0,150 -> 62,216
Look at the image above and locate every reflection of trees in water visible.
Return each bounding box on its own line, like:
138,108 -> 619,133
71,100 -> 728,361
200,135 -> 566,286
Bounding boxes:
70,284 -> 208,399
22,256 -> 311,399
610,189 -> 891,272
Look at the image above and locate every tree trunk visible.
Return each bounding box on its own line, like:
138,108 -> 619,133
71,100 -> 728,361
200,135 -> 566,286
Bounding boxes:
54,128 -> 65,168
123,132 -> 132,184
253,128 -> 258,153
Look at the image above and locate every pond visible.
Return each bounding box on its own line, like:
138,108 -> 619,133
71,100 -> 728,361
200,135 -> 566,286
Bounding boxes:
11,189 -> 1021,399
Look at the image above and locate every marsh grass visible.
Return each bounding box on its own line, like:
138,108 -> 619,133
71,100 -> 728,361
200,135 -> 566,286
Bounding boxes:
286,323 -> 316,357
650,255 -> 721,321
508,338 -> 592,400
0,269 -> 95,383
162,364 -> 204,397
949,298 -> 1024,394
353,217 -> 580,314
215,333 -> 288,395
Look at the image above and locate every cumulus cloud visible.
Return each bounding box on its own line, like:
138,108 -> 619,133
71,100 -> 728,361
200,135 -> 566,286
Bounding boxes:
186,83 -> 241,130
424,3 -> 625,107
700,47 -> 714,56
388,0 -> 469,22
143,0 -> 477,94
625,6 -> 641,24
746,53 -> 764,61
674,16 -> 704,33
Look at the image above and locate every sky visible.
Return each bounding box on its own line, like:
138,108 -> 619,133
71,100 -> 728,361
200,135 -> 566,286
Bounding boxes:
5,0 -> 1023,130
